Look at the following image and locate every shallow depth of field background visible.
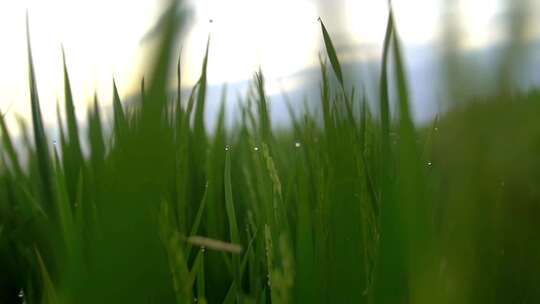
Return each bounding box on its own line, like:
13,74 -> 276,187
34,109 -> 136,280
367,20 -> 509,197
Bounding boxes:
2,0 -> 540,131
2,1 -> 540,303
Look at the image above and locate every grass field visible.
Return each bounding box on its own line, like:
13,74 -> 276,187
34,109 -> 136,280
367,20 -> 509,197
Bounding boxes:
1,1 -> 540,303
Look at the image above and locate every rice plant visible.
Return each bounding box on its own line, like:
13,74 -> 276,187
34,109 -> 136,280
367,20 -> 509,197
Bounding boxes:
1,1 -> 539,303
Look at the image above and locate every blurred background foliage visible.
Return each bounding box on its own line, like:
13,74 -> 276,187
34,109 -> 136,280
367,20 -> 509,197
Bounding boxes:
1,0 -> 540,303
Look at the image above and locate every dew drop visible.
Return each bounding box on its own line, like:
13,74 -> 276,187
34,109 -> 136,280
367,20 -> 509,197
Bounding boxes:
225,145 -> 230,151
427,162 -> 432,167
295,142 -> 301,148
18,290 -> 23,298
253,146 -> 259,151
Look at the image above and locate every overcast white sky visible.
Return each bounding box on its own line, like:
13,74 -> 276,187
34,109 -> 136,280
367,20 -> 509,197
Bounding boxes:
0,0 -> 537,135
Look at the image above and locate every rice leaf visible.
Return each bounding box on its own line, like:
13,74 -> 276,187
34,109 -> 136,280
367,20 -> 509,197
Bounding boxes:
319,18 -> 344,87
0,112 -> 23,177
112,78 -> 127,134
224,146 -> 241,293
26,13 -> 56,223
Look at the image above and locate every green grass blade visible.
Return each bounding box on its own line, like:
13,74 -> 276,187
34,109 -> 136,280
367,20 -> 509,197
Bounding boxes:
26,13 -> 56,223
379,11 -> 393,153
224,147 -> 241,291
224,148 -> 240,245
390,13 -> 414,133
254,71 -> 272,142
390,12 -> 435,302
194,37 -> 210,135
89,94 -> 106,166
196,250 -> 206,302
61,47 -> 83,159
177,51 -> 182,106
56,100 -> 67,153
0,113 -> 23,178
61,49 -> 84,205
319,18 -> 344,87
35,248 -> 58,304
112,78 -> 127,134
221,282 -> 236,304
186,185 -> 208,257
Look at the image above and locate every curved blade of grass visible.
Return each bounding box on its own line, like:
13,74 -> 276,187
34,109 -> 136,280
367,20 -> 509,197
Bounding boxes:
193,37 -> 210,151
26,13 -> 56,222
390,13 -> 414,133
319,18 -> 344,88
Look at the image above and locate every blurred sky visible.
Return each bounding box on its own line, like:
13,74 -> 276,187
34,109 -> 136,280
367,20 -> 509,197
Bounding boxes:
1,0 -> 539,136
